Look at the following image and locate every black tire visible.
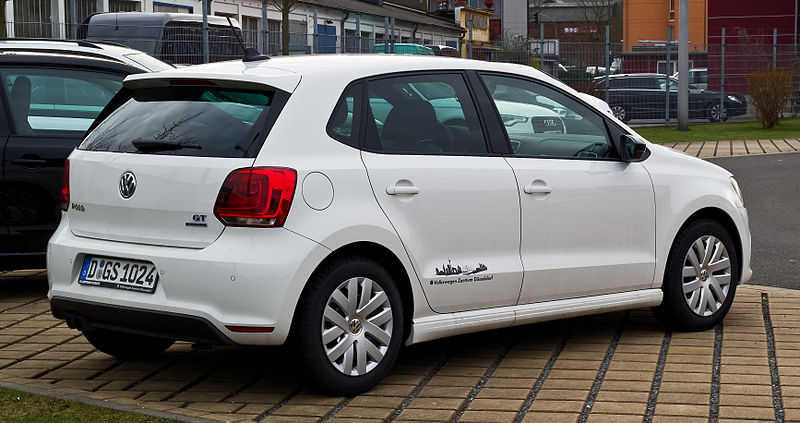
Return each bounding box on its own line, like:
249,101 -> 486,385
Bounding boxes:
707,103 -> 728,122
611,104 -> 630,123
653,219 -> 739,331
293,256 -> 404,396
83,328 -> 174,359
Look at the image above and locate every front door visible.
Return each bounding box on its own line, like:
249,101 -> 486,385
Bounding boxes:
360,73 -> 523,313
479,73 -> 656,304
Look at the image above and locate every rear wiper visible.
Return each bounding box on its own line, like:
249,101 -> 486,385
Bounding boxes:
131,139 -> 202,152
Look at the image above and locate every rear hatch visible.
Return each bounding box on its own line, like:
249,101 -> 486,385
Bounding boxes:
67,75 -> 295,248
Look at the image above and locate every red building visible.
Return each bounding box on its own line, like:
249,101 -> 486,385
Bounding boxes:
707,0 -> 798,93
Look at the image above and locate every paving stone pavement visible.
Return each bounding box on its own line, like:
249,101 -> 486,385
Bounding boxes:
1,269 -> 798,422
663,138 -> 800,158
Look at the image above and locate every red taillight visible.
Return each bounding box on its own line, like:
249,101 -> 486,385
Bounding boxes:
60,159 -> 70,212
214,167 -> 296,227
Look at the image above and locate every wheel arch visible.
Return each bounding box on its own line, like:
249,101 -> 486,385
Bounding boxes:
291,241 -> 415,342
668,207 -> 743,284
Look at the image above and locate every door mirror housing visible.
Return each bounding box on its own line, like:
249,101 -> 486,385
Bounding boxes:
620,135 -> 648,162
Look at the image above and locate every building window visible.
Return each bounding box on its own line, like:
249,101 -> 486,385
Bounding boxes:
153,2 -> 192,13
14,0 -> 52,37
109,0 -> 141,12
242,16 -> 259,49
669,0 -> 675,21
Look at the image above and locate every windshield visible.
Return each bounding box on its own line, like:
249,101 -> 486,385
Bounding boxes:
80,86 -> 274,157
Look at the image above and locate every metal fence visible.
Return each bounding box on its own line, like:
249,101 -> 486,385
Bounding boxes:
6,21 -> 800,125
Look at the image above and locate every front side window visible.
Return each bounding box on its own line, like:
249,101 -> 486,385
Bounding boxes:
658,78 -> 679,92
80,86 -> 274,158
364,73 -> 487,154
481,74 -> 614,159
2,68 -> 124,136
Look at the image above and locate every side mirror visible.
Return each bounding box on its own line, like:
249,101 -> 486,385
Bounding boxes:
620,134 -> 648,162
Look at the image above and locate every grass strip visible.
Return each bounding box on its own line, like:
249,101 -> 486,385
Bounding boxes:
634,118 -> 800,143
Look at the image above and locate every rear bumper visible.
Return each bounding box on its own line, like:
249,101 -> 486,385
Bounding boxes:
47,215 -> 331,345
51,296 -> 234,345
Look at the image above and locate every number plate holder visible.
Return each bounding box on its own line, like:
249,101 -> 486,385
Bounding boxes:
78,256 -> 159,294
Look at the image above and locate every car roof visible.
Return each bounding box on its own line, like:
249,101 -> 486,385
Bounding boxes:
0,50 -> 147,74
86,12 -> 240,27
0,38 -> 172,72
124,54 -> 560,93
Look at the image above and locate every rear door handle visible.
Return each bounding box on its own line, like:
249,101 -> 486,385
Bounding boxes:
523,184 -> 552,195
386,185 -> 420,195
11,158 -> 47,168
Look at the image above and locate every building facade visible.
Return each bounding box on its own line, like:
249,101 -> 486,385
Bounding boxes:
6,0 -> 464,55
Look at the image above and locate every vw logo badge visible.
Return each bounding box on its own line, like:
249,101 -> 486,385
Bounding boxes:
119,171 -> 137,199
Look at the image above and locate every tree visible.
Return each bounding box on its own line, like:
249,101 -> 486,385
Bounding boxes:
574,0 -> 619,42
269,0 -> 300,55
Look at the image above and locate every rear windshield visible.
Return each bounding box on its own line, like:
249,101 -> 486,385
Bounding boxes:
80,86 -> 274,157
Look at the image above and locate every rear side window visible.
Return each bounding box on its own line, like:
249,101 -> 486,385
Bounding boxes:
2,68 -> 124,136
80,86 -> 275,158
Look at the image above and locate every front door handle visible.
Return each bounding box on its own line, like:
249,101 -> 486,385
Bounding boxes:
11,158 -> 47,168
523,181 -> 552,195
386,185 -> 420,195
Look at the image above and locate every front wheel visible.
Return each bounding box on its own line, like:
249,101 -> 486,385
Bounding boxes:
653,219 -> 739,331
708,103 -> 729,122
293,257 -> 404,395
84,329 -> 174,359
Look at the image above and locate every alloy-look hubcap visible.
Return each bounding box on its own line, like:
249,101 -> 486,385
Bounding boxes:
682,235 -> 732,316
321,277 -> 393,376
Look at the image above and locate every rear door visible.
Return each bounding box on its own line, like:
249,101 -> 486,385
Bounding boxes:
0,95 -> 9,251
0,64 -> 128,256
359,72 -> 523,313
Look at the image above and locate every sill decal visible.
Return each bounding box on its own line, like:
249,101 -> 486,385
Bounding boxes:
431,259 -> 493,285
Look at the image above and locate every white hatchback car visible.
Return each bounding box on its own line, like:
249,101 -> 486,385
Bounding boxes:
48,55 -> 751,395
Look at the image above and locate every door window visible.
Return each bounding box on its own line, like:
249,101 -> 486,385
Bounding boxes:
481,74 -> 613,159
658,78 -> 679,92
365,74 -> 487,154
327,83 -> 361,147
2,68 -> 124,136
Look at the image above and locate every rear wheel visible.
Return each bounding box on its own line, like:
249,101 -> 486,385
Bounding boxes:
654,219 -> 739,331
708,103 -> 728,122
83,329 -> 174,359
293,257 -> 404,395
611,104 -> 630,122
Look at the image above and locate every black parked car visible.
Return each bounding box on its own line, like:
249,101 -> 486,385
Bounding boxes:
593,74 -> 747,123
0,40 -> 168,269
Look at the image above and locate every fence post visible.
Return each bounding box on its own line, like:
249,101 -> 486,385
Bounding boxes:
202,0 -> 209,63
384,17 -> 389,53
773,27 -> 778,70
604,25 -> 610,104
312,10 -> 318,54
540,22 -> 544,72
665,25 -> 672,125
356,15 -> 361,53
469,19 -> 473,59
720,27 -> 725,123
262,3 -> 269,55
391,17 -> 395,54
69,0 -> 77,39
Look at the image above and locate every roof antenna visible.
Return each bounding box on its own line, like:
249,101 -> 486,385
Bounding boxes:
226,16 -> 269,62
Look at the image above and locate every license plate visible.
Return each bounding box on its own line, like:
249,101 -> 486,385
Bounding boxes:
79,256 -> 159,294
